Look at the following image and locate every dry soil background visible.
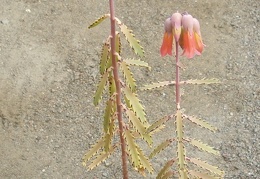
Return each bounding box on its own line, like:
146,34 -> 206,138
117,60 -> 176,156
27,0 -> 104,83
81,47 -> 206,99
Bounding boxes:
0,0 -> 259,178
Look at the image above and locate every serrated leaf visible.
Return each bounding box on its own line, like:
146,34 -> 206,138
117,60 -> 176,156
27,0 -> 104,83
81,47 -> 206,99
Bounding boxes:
176,110 -> 184,140
136,145 -> 154,173
189,170 -> 219,179
88,14 -> 110,29
156,159 -> 175,179
82,137 -> 104,165
140,81 -> 176,91
161,171 -> 174,179
189,138 -> 220,156
124,59 -> 151,70
125,107 -> 146,135
121,61 -> 137,91
87,145 -> 116,170
100,41 -> 110,75
149,139 -> 173,159
115,31 -> 121,55
124,129 -> 141,168
115,18 -> 144,57
94,70 -> 109,106
108,73 -> 116,96
146,115 -> 171,134
103,99 -> 113,133
180,78 -> 221,85
104,102 -> 116,152
122,86 -> 149,127
183,114 -> 217,132
189,158 -> 224,176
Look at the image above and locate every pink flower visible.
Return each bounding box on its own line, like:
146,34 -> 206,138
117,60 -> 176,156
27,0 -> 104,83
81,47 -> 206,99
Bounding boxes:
160,18 -> 173,57
160,12 -> 205,59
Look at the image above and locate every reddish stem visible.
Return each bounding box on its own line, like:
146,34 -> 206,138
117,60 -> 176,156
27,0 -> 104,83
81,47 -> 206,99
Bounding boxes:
109,0 -> 128,178
175,41 -> 180,109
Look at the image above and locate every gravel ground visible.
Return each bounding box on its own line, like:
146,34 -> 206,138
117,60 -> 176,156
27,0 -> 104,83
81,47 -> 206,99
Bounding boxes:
0,0 -> 259,178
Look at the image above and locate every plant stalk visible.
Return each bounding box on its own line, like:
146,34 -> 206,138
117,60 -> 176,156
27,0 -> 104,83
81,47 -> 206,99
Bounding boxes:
109,0 -> 128,178
175,41 -> 180,110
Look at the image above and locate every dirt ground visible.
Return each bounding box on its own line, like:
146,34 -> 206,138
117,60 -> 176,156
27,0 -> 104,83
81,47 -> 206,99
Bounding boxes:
0,0 -> 259,178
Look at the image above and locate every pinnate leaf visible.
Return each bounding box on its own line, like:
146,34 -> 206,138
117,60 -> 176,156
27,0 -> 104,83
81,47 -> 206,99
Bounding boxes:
87,145 -> 116,170
156,159 -> 175,179
100,40 -> 110,75
183,114 -> 217,132
122,86 -> 148,127
88,14 -> 110,29
161,171 -> 174,179
121,61 -> 137,91
189,170 -> 219,179
124,129 -> 141,168
93,70 -> 109,106
82,137 -> 104,165
180,78 -> 221,85
141,81 -> 176,91
136,145 -> 154,173
115,18 -> 144,57
189,138 -> 220,156
149,139 -> 174,159
189,158 -> 224,176
124,59 -> 151,70
146,115 -> 172,134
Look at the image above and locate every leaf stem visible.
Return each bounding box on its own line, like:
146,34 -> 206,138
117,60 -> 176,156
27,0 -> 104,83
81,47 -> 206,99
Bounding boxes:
109,0 -> 128,178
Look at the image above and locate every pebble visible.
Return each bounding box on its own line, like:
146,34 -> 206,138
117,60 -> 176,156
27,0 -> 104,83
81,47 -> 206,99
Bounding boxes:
0,19 -> 9,24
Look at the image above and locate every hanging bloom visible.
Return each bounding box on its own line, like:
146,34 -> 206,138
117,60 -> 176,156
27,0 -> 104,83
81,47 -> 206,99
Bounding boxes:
160,18 -> 173,57
160,12 -> 204,58
171,12 -> 182,42
179,14 -> 197,58
193,18 -> 204,54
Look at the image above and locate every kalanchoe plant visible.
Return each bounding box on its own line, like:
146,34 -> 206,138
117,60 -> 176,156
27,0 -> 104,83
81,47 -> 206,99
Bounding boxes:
82,1 -> 153,178
142,12 -> 225,178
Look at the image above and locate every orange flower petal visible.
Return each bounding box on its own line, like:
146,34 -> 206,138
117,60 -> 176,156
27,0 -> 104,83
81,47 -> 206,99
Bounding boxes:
160,32 -> 173,57
194,32 -> 204,54
181,30 -> 196,59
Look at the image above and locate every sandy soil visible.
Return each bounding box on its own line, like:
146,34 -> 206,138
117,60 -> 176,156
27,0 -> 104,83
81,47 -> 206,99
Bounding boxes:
0,0 -> 259,178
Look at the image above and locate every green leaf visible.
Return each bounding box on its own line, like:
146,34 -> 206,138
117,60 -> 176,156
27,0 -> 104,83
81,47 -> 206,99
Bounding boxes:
183,114 -> 217,132
115,18 -> 144,57
180,78 -> 221,85
156,159 -> 175,179
88,14 -> 110,29
161,171 -> 174,179
103,99 -> 113,133
122,86 -> 149,127
125,107 -> 146,135
149,139 -> 174,159
82,137 -> 104,165
100,41 -> 110,75
140,81 -> 176,91
189,138 -> 220,156
87,145 -> 116,170
136,145 -> 154,173
176,110 -> 184,140
124,59 -> 151,70
121,61 -> 137,91
189,158 -> 224,176
189,170 -> 219,179
146,115 -> 172,134
124,129 -> 141,168
108,73 -> 116,96
93,71 -> 109,106
115,31 -> 121,55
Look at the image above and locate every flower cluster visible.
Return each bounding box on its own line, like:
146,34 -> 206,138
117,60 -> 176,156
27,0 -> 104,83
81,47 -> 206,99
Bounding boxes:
160,12 -> 204,59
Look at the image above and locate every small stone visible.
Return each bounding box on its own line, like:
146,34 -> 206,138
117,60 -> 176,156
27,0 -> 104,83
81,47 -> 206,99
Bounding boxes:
1,19 -> 9,24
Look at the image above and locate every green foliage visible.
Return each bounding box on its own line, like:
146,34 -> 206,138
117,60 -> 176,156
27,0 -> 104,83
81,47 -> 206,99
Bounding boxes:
83,12 -> 152,177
